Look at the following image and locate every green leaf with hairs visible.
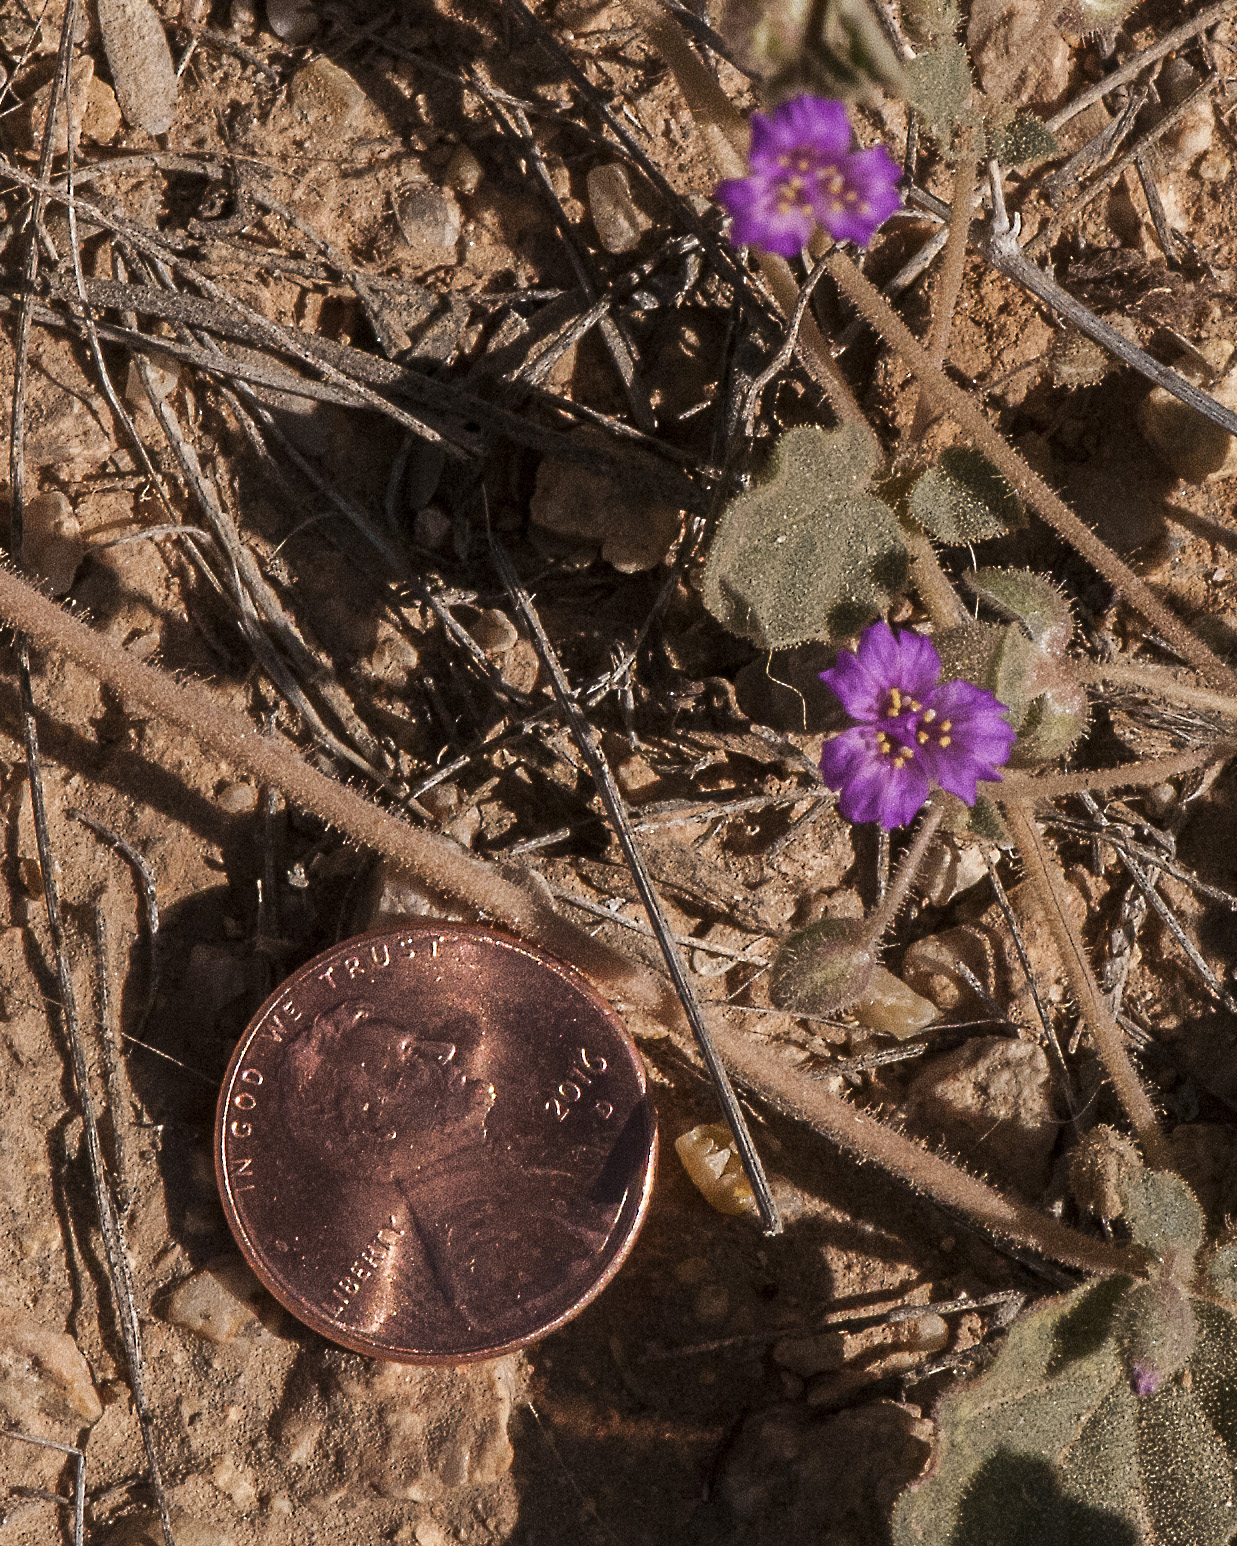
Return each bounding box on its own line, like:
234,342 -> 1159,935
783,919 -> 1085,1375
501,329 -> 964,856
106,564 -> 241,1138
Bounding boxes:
992,113 -> 1060,168
894,1275 -> 1237,1546
908,447 -> 1024,545
905,42 -> 974,145
701,424 -> 909,648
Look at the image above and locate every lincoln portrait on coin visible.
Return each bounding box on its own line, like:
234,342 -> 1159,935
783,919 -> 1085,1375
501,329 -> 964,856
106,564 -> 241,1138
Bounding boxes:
280,998 -> 618,1346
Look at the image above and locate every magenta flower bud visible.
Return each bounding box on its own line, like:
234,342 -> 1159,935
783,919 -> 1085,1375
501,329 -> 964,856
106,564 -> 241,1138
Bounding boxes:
818,622 -> 1017,830
715,94 -> 903,256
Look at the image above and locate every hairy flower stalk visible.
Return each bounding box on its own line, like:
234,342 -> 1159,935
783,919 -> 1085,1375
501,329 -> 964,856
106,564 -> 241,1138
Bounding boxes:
819,622 -> 1016,828
715,95 -> 902,255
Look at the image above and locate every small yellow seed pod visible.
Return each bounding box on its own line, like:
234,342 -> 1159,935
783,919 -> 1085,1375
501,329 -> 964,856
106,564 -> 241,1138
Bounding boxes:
675,1124 -> 758,1217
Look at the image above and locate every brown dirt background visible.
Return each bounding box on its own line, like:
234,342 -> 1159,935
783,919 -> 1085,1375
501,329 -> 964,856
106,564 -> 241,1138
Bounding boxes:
2,0 -> 1237,1542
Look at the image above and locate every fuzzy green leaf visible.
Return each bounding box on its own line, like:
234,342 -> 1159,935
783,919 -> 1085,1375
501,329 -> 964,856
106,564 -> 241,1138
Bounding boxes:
701,425 -> 909,648
966,567 -> 1073,652
908,448 -> 1024,545
992,113 -> 1060,168
1050,328 -> 1111,388
1121,1170 -> 1206,1258
893,1276 -> 1237,1546
905,42 -> 973,145
1204,1243 -> 1237,1303
1074,0 -> 1141,31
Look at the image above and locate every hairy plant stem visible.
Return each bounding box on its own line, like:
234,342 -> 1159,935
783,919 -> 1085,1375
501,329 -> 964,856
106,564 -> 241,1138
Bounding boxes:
0,563 -> 670,1015
905,527 -> 968,626
826,251 -> 1237,696
1000,798 -> 1169,1169
710,1018 -> 1142,1277
1002,744 -> 1234,800
907,129 -> 980,445
1082,659 -> 1237,720
860,799 -> 943,950
617,0 -> 865,426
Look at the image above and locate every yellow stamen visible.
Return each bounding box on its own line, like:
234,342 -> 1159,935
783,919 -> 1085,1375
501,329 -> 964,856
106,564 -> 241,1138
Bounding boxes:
939,735 -> 951,748
917,729 -> 929,744
889,687 -> 902,713
921,707 -> 935,722
940,720 -> 952,733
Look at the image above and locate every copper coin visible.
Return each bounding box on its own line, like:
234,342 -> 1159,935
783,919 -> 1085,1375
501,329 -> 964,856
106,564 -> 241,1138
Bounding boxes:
215,922 -> 656,1363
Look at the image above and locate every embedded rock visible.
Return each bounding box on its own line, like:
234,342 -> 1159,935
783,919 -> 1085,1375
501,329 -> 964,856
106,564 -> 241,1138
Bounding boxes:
898,1036 -> 1057,1197
278,1349 -> 527,1500
163,1255 -> 265,1345
23,490 -> 86,596
530,428 -> 681,572
586,163 -> 649,253
0,1305 -> 103,1430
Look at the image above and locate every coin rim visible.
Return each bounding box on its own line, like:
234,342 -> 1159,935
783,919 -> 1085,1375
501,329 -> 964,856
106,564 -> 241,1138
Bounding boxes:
215,921 -> 657,1364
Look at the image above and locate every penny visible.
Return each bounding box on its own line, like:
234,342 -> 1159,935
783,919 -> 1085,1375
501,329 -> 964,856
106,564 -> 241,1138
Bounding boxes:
215,922 -> 657,1363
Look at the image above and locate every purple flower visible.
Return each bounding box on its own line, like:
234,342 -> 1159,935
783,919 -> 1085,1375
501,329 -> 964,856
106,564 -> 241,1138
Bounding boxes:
715,95 -> 903,257
818,622 -> 1017,829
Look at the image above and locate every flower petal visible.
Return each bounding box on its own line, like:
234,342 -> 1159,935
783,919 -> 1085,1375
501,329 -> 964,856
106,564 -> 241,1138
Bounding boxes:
819,723 -> 884,789
820,722 -> 930,828
817,145 -> 904,248
913,679 -> 1017,805
838,753 -> 930,829
821,623 -> 942,721
749,95 -> 852,170
855,623 -> 941,699
715,175 -> 812,256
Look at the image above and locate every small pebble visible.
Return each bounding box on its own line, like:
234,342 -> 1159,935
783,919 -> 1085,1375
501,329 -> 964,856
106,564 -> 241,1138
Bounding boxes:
919,836 -> 991,908
413,504 -> 453,550
529,428 -> 682,572
0,1305 -> 103,1426
82,75 -> 122,144
394,182 -> 462,260
694,1283 -> 730,1325
210,1454 -> 258,1510
586,163 -> 649,253
897,1312 -> 949,1354
24,490 -> 86,597
467,607 -> 518,655
444,144 -> 484,195
265,0 -> 318,44
1139,354 -> 1237,481
125,354 -> 179,407
446,805 -> 482,849
419,782 -> 461,822
675,1123 -> 757,1217
366,630 -> 420,687
216,781 -> 259,815
771,1331 -> 845,1378
97,0 -> 178,136
674,1255 -> 711,1284
164,1256 -> 263,1345
849,965 -> 938,1038
11,56 -> 93,158
290,57 -> 380,132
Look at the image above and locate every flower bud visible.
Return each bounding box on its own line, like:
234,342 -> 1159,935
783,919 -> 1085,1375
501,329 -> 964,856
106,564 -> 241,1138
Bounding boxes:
770,918 -> 875,1016
1115,1273 -> 1196,1397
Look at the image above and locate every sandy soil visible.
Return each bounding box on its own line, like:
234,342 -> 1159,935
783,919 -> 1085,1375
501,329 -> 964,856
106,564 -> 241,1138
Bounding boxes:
2,0 -> 1237,1542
